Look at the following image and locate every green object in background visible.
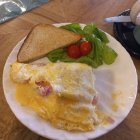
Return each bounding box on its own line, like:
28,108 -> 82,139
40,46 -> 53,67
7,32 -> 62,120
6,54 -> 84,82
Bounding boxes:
133,25 -> 140,45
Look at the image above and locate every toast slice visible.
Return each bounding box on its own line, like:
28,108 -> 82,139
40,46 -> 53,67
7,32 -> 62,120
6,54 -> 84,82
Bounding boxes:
17,24 -> 82,63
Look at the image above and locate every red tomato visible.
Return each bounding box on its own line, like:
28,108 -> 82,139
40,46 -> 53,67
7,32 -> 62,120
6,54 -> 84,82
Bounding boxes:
80,41 -> 92,56
67,45 -> 81,58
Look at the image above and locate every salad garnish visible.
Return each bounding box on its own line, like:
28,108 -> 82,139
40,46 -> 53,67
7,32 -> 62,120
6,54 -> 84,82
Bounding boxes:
47,23 -> 117,68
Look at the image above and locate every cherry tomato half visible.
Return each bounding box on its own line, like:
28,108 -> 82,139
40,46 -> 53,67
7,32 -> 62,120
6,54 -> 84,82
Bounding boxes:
80,41 -> 92,56
67,45 -> 81,58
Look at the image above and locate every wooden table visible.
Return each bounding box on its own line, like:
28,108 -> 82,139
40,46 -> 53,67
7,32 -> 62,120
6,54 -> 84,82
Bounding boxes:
0,0 -> 139,139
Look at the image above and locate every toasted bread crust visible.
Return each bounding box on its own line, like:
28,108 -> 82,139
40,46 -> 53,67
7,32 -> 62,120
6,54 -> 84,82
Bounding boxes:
17,24 -> 81,63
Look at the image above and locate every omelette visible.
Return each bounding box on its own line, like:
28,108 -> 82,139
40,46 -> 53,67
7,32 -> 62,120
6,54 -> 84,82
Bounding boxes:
10,62 -> 99,131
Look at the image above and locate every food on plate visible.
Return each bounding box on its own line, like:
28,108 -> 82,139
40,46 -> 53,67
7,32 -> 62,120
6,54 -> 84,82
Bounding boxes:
9,23 -> 117,132
17,24 -> 81,63
67,44 -> 82,58
79,41 -> 92,56
66,41 -> 92,58
47,23 -> 118,68
10,62 -> 99,131
17,23 -> 117,68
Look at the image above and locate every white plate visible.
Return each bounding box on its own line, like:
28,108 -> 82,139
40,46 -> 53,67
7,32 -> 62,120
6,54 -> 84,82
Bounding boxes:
3,23 -> 138,140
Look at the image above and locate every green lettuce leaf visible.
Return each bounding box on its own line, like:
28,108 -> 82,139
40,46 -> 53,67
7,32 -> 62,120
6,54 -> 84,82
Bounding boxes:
93,28 -> 109,43
60,53 -> 76,62
47,48 -> 64,62
92,38 -> 103,67
76,56 -> 94,66
60,23 -> 84,35
83,23 -> 96,34
102,45 -> 118,64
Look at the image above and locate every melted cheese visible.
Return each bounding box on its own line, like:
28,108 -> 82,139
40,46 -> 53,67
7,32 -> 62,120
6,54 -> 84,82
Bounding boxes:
15,83 -> 95,131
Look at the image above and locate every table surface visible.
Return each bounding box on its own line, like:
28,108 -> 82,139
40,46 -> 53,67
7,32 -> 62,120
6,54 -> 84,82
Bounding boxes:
0,0 -> 140,140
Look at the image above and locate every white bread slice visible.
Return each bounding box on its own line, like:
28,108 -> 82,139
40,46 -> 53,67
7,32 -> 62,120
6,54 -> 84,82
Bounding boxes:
17,24 -> 82,63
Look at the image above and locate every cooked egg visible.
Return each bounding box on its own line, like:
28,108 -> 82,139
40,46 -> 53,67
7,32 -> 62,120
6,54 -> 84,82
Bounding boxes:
10,62 -> 98,131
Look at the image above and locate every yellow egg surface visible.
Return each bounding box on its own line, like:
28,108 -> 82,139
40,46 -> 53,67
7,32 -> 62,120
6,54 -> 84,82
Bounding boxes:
10,62 -> 98,131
